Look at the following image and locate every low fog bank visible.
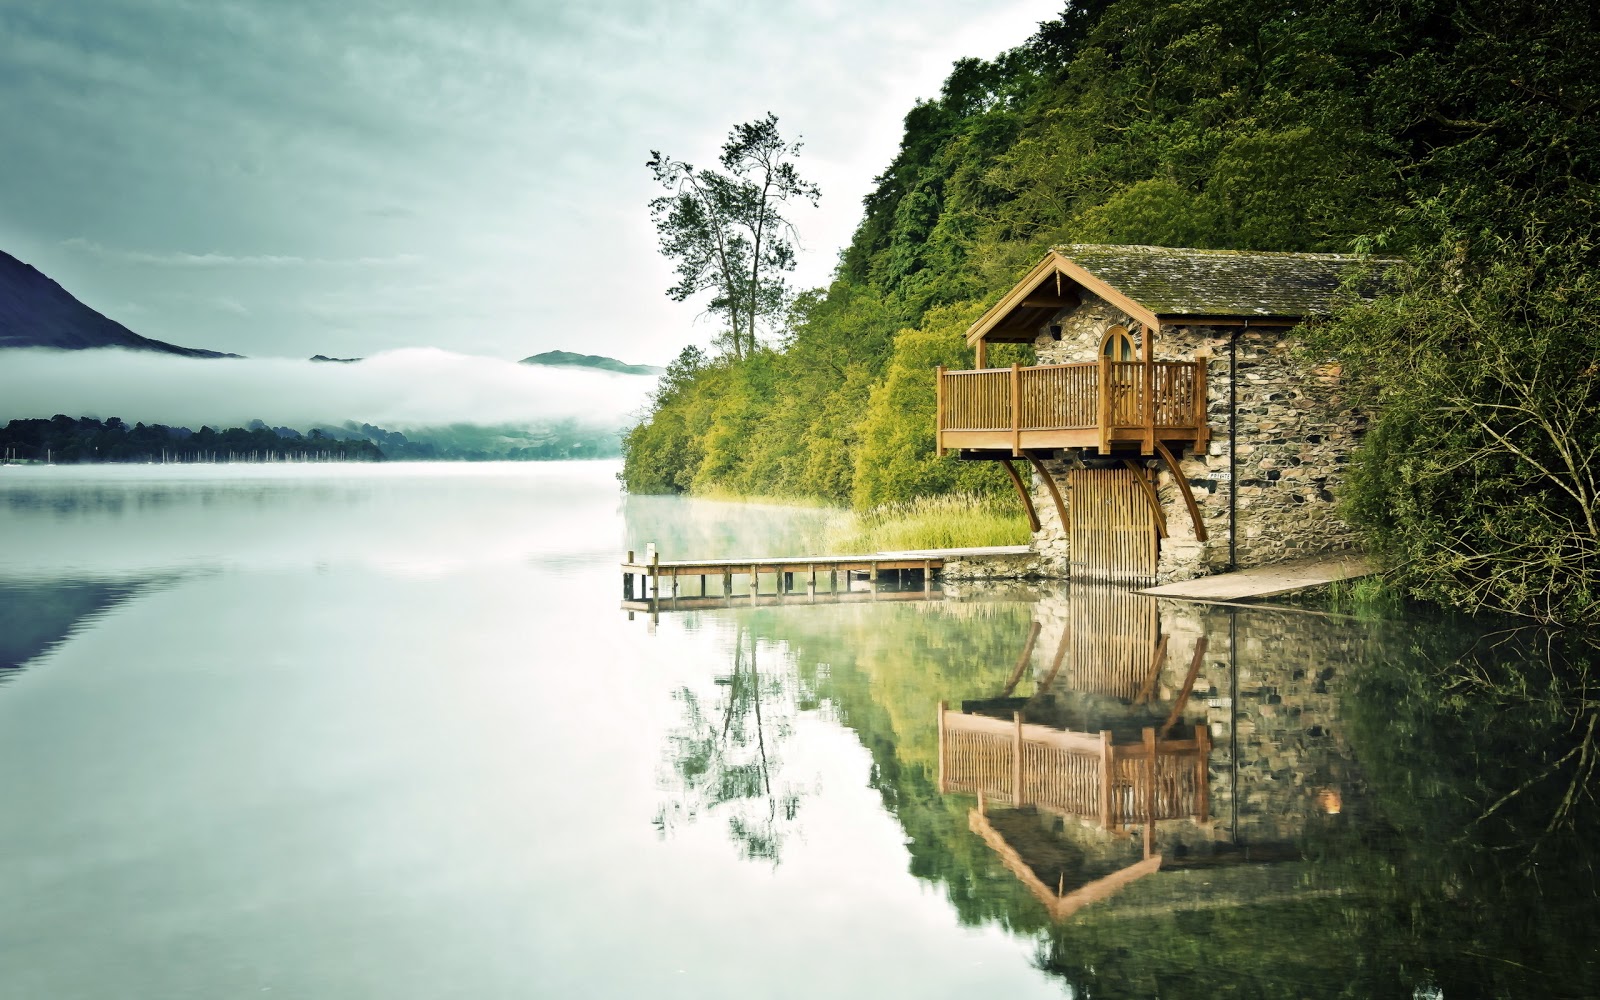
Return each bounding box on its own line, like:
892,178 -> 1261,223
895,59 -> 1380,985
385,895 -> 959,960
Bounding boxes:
0,348 -> 656,431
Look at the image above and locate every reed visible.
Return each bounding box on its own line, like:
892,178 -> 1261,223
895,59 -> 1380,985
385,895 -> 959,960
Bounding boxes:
825,493 -> 1031,553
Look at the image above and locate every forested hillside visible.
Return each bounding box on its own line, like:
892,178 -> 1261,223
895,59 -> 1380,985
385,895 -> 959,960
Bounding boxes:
625,0 -> 1600,618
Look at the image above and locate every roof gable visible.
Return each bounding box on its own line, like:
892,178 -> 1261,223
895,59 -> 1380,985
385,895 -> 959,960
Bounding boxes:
967,244 -> 1395,345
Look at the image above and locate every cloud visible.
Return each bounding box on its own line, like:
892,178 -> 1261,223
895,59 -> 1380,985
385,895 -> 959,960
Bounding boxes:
60,238 -> 420,269
0,347 -> 655,431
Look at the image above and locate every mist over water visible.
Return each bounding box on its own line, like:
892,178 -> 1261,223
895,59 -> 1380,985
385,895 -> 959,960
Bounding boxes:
0,348 -> 655,431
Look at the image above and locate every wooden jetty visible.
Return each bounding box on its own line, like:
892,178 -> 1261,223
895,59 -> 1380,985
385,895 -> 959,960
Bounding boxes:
619,545 -> 1027,612
622,549 -> 942,608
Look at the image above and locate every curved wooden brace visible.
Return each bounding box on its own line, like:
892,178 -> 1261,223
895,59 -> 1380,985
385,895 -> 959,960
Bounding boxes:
1121,460 -> 1168,538
1024,451 -> 1070,535
1153,440 -> 1209,543
1135,633 -> 1170,705
1035,620 -> 1073,695
1000,621 -> 1042,697
1161,636 -> 1209,738
1001,458 -> 1041,533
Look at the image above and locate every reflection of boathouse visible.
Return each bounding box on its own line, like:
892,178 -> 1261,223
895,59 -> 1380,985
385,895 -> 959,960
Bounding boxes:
940,587 -> 1211,832
934,586 -> 1365,922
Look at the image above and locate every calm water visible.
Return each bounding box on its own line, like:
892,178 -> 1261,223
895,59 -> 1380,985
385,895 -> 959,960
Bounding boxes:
0,462 -> 1594,999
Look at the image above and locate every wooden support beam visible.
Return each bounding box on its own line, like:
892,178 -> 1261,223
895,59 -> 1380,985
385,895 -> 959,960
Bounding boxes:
1019,293 -> 1075,309
1000,459 -> 1041,533
935,364 -> 946,457
975,338 -> 988,369
1135,633 -> 1170,705
999,621 -> 1042,697
1122,459 -> 1168,538
1161,636 -> 1208,738
1036,621 -> 1072,695
1024,451 -> 1069,535
1153,440 -> 1208,542
937,701 -> 948,794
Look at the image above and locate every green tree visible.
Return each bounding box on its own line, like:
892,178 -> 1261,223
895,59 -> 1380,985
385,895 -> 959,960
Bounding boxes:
1309,226 -> 1600,624
647,114 -> 821,360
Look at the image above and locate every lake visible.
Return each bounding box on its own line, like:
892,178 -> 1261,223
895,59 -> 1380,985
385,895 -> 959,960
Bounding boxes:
0,461 -> 1595,999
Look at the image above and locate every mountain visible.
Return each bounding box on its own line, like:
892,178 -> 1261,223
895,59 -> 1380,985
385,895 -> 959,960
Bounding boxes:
309,354 -> 361,363
0,250 -> 238,357
519,350 -> 663,375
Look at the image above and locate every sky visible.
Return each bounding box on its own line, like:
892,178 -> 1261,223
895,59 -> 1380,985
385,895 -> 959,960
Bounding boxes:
0,0 -> 1066,365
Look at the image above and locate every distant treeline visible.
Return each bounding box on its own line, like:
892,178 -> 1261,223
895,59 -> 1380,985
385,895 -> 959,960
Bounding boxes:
313,420 -> 622,461
0,416 -> 382,463
0,415 -> 623,464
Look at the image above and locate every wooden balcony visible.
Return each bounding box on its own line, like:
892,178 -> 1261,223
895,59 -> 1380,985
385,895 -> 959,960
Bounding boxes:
936,359 -> 1209,456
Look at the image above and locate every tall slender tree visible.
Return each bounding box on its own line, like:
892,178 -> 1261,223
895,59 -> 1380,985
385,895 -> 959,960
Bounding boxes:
647,114 -> 820,359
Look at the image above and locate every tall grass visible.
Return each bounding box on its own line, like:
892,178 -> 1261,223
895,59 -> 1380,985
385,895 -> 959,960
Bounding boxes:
1322,573 -> 1403,619
824,493 -> 1032,553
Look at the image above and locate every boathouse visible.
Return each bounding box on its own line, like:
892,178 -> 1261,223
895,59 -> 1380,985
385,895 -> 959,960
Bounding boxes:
936,244 -> 1388,584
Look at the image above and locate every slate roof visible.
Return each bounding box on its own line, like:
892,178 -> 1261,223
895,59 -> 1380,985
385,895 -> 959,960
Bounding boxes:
1056,244 -> 1394,319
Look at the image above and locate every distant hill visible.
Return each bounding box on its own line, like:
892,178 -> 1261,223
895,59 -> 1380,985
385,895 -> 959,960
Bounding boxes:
0,250 -> 238,358
519,350 -> 663,375
309,354 -> 361,363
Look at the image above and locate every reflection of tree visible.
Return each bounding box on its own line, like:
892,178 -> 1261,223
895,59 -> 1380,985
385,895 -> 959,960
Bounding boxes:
734,599 -> 1599,997
1035,616 -> 1600,999
654,627 -> 805,864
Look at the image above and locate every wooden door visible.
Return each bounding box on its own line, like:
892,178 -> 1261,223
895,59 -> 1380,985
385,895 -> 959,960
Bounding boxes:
1067,467 -> 1159,583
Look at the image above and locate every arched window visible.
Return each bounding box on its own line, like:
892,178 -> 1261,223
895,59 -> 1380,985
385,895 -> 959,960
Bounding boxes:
1101,325 -> 1136,362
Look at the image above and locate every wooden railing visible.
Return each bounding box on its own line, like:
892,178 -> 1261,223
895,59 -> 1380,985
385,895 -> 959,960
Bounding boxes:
936,359 -> 1207,454
938,707 -> 1210,829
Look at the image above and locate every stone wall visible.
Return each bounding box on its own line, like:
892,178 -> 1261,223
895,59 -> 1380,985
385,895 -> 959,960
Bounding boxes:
1156,599 -> 1371,849
939,549 -> 1049,581
1020,289 -> 1363,581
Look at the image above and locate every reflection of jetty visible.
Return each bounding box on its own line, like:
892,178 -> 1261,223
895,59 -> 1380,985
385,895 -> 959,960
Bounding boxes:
622,587 -> 944,614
